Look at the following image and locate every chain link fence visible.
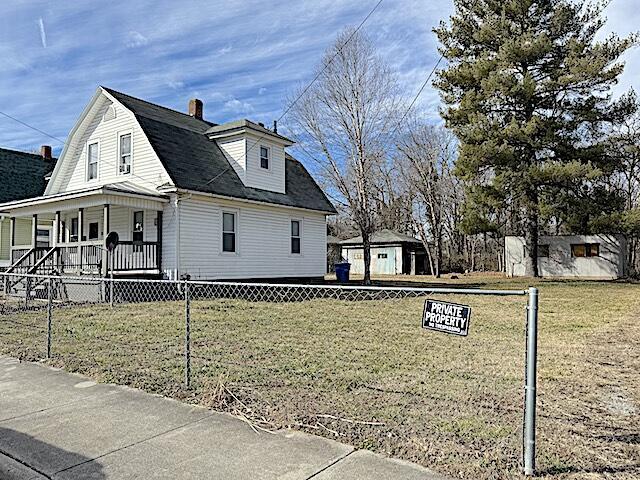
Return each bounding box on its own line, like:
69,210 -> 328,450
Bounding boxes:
0,272 -> 538,478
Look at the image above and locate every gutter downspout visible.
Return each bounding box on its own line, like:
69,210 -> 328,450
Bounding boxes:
174,192 -> 192,280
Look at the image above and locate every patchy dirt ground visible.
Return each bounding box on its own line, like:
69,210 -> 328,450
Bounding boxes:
1,276 -> 638,479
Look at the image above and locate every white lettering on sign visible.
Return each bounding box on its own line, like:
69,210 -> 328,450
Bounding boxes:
422,300 -> 471,336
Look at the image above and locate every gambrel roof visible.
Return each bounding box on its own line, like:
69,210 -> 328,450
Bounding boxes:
102,88 -> 336,214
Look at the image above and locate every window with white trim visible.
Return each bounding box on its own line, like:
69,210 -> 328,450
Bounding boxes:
87,142 -> 98,180
260,145 -> 270,169
119,133 -> 132,175
291,220 -> 301,254
222,212 -> 236,253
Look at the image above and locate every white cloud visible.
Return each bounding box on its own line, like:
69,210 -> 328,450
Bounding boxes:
37,17 -> 46,48
259,87 -> 267,95
167,80 -> 184,90
224,98 -> 254,115
126,31 -> 148,48
217,45 -> 232,55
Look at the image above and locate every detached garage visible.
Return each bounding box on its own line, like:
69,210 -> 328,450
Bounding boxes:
340,229 -> 428,275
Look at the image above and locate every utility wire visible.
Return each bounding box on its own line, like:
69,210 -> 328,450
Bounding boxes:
0,109 -> 165,190
0,110 -> 66,144
0,0 -> 386,191
203,0 -> 385,187
387,53 -> 444,141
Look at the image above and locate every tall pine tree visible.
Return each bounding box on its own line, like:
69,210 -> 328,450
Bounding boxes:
435,0 -> 637,276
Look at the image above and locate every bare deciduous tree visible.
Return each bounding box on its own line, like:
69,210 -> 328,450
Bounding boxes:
288,28 -> 402,284
397,123 -> 459,278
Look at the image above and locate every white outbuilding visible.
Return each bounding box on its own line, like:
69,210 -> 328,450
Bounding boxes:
505,234 -> 627,279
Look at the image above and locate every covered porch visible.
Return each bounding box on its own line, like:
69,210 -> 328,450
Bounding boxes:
1,184 -> 168,278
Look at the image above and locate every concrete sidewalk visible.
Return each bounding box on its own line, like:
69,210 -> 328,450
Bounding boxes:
0,357 -> 446,479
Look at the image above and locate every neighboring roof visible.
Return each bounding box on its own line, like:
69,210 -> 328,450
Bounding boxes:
102,87 -> 336,214
340,229 -> 422,245
0,147 -> 57,203
327,235 -> 341,245
206,119 -> 294,144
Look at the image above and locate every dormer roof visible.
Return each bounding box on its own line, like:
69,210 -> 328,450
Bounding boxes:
206,119 -> 294,145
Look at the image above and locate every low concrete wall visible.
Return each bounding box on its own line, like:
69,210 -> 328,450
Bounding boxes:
505,234 -> 626,279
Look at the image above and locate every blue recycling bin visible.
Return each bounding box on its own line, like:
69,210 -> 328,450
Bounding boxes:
335,262 -> 351,283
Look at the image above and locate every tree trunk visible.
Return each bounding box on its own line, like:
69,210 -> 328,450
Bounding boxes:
425,243 -> 435,277
523,204 -> 540,277
434,232 -> 442,278
362,229 -> 372,285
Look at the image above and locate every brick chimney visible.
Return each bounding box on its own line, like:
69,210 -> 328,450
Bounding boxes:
188,99 -> 203,120
41,145 -> 52,160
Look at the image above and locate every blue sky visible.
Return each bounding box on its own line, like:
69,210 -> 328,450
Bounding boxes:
0,0 -> 638,161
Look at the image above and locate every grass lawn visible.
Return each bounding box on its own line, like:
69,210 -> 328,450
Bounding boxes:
1,274 -> 639,479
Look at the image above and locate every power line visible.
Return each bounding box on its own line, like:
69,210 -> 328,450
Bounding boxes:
204,0 -> 385,187
1,0 -> 386,191
0,109 -> 166,190
0,110 -> 66,144
387,53 -> 444,141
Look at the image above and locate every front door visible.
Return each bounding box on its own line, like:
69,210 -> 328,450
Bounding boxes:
133,211 -> 143,252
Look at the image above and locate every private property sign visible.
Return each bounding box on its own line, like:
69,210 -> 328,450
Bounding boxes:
422,300 -> 471,336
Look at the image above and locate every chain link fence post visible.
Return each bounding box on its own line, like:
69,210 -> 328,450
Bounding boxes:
46,277 -> 53,359
184,279 -> 191,388
524,287 -> 539,476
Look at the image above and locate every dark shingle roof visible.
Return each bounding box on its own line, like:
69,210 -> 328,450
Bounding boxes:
102,87 -> 336,213
0,147 -> 57,203
207,119 -> 294,144
340,229 -> 422,245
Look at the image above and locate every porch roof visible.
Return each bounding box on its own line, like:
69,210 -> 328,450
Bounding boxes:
0,182 -> 168,216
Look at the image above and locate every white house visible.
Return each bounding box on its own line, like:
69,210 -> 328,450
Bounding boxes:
0,87 -> 336,281
505,234 -> 627,279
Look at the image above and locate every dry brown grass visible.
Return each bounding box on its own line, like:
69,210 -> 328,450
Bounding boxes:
1,275 -> 638,479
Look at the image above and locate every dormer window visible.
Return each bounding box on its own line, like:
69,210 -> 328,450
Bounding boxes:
119,133 -> 132,175
260,145 -> 270,169
87,142 -> 99,181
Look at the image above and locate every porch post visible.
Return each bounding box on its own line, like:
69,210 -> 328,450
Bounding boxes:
156,211 -> 163,272
78,208 -> 84,272
53,211 -> 60,247
9,217 -> 15,249
31,214 -> 38,248
102,204 -> 110,277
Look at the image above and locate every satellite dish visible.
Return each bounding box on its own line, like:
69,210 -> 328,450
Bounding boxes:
105,231 -> 119,252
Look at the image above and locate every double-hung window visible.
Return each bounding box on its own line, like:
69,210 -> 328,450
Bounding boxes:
119,133 -> 132,175
222,212 -> 236,253
87,142 -> 98,181
291,220 -> 301,254
260,146 -> 270,169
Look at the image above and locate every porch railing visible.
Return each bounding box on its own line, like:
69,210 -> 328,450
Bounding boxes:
8,241 -> 160,277
58,242 -> 104,274
8,247 -> 49,275
112,241 -> 159,272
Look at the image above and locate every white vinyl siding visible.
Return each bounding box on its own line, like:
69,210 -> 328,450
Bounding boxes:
344,246 -> 403,275
217,136 -> 247,183
177,196 -> 326,279
245,133 -> 285,193
50,95 -> 171,194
